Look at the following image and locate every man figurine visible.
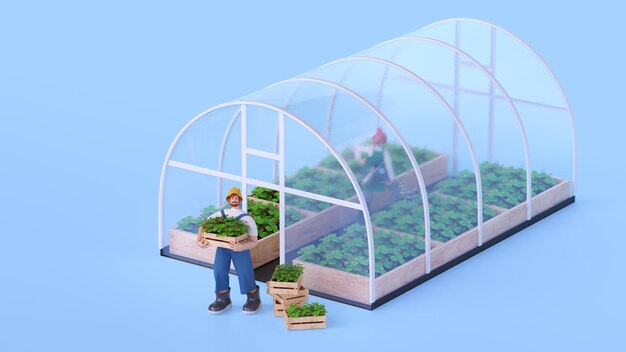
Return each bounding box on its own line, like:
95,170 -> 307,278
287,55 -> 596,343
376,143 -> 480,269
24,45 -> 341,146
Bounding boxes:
196,187 -> 261,314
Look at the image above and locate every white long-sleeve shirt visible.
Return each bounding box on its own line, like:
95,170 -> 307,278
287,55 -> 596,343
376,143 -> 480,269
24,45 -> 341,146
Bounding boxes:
208,207 -> 259,238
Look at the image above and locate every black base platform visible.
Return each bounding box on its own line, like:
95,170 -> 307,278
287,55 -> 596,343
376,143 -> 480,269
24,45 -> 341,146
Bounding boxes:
161,196 -> 575,310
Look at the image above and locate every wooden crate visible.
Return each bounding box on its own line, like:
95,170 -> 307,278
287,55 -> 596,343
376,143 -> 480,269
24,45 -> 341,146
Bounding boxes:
283,311 -> 327,331
267,275 -> 304,296
201,230 -> 248,249
269,286 -> 308,317
275,287 -> 309,306
273,298 -> 285,317
168,199 -> 311,269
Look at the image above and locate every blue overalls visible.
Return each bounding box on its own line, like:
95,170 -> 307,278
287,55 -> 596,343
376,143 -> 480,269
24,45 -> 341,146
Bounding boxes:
213,210 -> 257,294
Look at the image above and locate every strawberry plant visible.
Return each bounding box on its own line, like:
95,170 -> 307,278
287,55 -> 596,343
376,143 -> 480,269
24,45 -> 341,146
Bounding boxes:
434,161 -> 558,209
176,216 -> 202,233
319,147 -> 356,169
286,302 -> 326,317
176,202 -> 304,238
319,144 -> 437,177
285,207 -> 304,225
386,144 -> 438,173
286,167 -> 355,212
250,186 -> 279,203
199,216 -> 248,237
370,193 -> 496,242
177,206 -> 219,233
297,223 -> 425,277
248,200 -> 279,238
271,264 -> 304,282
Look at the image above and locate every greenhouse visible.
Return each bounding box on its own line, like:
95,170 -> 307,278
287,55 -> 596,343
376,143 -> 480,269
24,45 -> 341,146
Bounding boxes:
158,18 -> 576,309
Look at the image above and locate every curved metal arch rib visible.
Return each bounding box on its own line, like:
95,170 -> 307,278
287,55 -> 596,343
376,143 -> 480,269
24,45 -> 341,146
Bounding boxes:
261,76 -> 435,275
158,101 -> 378,303
217,109 -> 242,207
417,18 -> 577,195
370,36 -> 534,220
316,55 -> 485,245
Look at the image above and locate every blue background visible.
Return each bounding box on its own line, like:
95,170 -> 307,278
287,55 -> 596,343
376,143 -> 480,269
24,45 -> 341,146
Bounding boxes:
1,1 -> 624,351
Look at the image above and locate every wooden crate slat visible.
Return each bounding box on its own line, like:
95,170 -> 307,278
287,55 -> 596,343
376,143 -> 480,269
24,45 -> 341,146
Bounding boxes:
283,311 -> 327,330
274,288 -> 309,306
267,275 -> 303,295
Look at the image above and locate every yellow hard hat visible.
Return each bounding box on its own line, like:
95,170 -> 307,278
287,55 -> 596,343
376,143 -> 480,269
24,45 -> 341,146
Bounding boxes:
226,187 -> 243,201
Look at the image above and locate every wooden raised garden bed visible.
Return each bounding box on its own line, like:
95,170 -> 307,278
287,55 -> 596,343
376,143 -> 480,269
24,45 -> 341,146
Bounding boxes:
169,227 -> 279,269
432,163 -> 571,244
293,225 -> 433,304
292,166 -> 571,304
169,194 -> 310,269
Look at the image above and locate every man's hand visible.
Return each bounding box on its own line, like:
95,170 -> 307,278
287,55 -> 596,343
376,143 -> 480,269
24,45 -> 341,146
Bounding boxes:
231,242 -> 247,252
232,238 -> 258,252
196,238 -> 210,248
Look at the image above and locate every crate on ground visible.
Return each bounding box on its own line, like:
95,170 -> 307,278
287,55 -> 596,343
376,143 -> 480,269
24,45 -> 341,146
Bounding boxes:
282,303 -> 327,331
266,264 -> 305,296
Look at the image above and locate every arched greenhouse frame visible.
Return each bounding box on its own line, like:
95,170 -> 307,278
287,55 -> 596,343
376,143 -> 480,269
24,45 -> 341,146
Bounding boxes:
159,18 -> 576,309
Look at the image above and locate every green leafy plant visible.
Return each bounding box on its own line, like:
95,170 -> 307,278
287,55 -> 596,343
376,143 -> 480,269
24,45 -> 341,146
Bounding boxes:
271,264 -> 304,282
250,186 -> 279,203
371,193 -> 496,242
286,302 -> 326,318
434,162 -> 558,209
319,148 -> 355,169
177,206 -> 219,233
285,207 -> 304,225
177,201 -> 306,239
247,200 -> 279,238
176,216 -> 202,233
386,144 -> 438,173
285,167 -> 355,212
297,223 -> 425,277
199,216 -> 248,237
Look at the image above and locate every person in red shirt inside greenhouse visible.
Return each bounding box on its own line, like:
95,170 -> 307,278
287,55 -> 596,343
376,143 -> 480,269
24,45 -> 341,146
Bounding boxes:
354,127 -> 399,205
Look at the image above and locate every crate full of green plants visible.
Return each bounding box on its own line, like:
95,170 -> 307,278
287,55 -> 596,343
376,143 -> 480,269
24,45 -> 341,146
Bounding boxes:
283,302 -> 327,330
197,216 -> 249,249
267,264 -> 305,296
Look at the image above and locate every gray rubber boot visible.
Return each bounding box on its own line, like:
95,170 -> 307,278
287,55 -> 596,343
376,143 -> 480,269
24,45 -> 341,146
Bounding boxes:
242,285 -> 261,314
208,289 -> 232,314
